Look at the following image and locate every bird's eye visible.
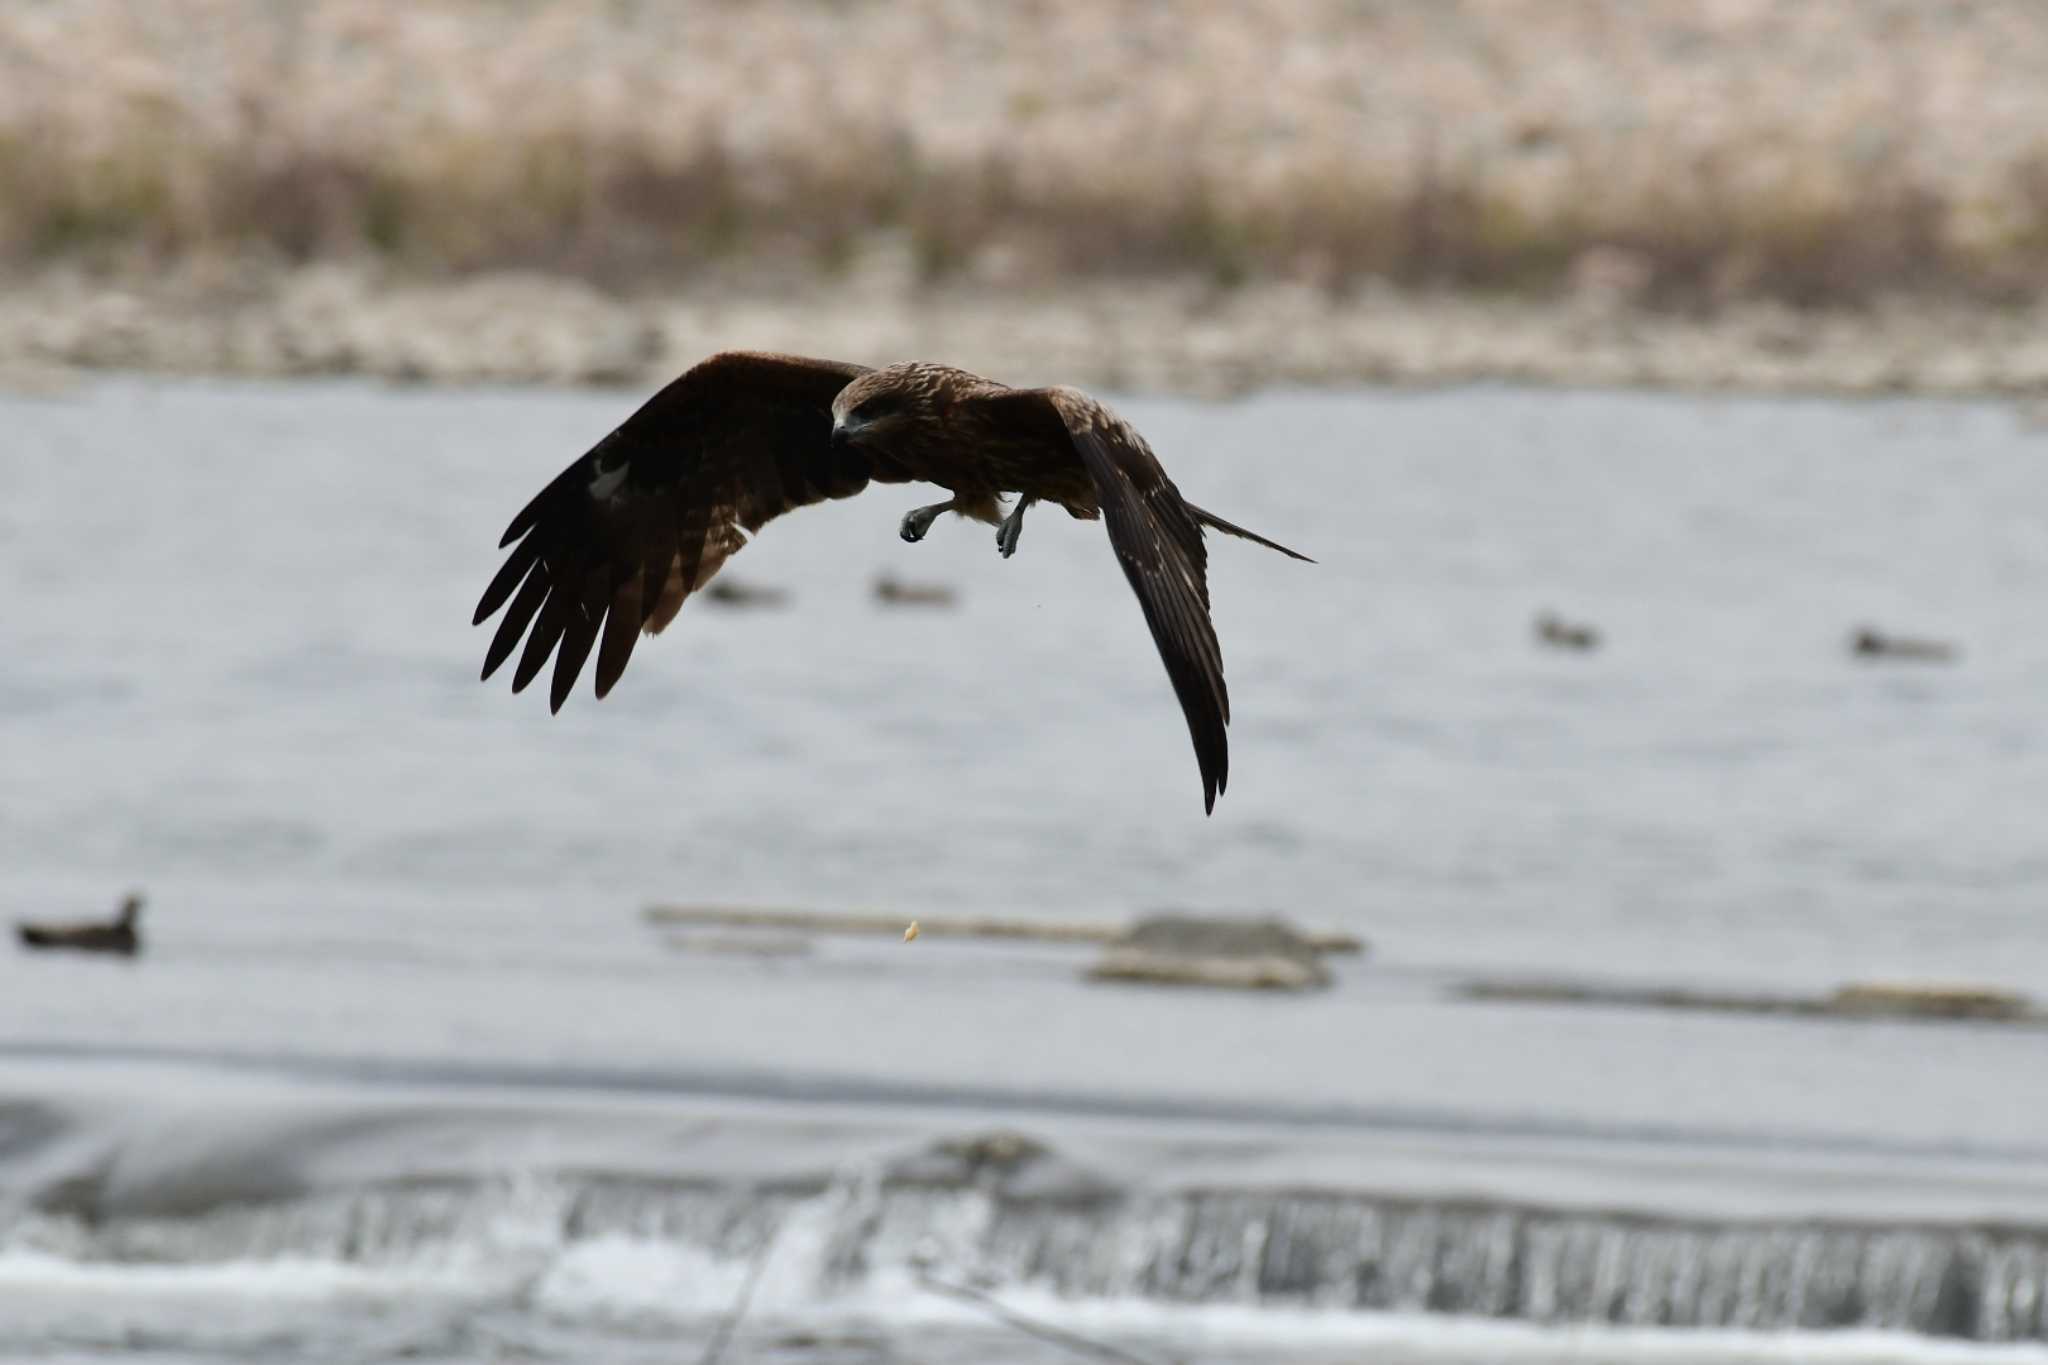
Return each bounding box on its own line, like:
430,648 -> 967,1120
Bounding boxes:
852,395 -> 900,422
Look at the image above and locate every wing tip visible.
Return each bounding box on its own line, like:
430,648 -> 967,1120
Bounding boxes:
499,507 -> 539,549
483,652 -> 587,713
548,640 -> 588,714
1197,742 -> 1228,815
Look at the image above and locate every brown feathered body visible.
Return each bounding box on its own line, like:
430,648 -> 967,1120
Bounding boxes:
828,363 -> 1101,523
473,352 -> 1308,812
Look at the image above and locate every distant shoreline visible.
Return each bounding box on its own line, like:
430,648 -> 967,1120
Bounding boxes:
8,0 -> 2048,402
3,263 -> 2048,402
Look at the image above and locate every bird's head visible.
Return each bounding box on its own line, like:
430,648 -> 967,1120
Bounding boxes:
830,365 -> 929,449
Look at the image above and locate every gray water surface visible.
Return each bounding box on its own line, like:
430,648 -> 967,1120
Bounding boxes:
2,378 -> 2047,1362
6,381 -> 2046,981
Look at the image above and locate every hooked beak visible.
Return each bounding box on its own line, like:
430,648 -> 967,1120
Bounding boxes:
830,417 -> 863,450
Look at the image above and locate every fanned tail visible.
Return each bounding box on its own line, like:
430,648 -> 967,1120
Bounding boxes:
1184,503 -> 1315,563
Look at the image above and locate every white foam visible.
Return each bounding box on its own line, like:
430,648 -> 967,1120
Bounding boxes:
529,1235 -> 760,1322
0,1247 -> 512,1355
4,1238 -> 2046,1365
0,1246 -> 487,1299
930,1291 -> 2048,1365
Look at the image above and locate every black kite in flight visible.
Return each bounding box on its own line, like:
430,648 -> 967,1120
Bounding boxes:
473,352 -> 1309,812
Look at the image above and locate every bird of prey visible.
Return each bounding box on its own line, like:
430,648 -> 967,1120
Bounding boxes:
473,352 -> 1309,812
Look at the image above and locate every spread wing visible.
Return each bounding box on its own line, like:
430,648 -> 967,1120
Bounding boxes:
970,386 -> 1233,814
473,350 -> 907,710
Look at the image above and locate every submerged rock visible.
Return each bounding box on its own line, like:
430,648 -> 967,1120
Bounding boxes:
886,1130 -> 1115,1203
1087,914 -> 1337,991
1461,975 -> 2038,1026
1829,980 -> 2030,1021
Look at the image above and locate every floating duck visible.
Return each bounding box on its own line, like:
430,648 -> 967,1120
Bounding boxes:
1850,627 -> 1957,663
873,574 -> 957,608
702,579 -> 789,608
17,893 -> 143,956
1534,610 -> 1600,651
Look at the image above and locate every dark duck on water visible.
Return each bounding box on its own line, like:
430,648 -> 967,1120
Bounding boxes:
17,893 -> 143,956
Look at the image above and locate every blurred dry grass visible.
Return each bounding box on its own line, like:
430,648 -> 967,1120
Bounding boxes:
5,0 -> 2048,310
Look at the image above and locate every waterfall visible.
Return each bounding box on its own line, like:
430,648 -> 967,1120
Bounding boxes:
11,1175 -> 2045,1341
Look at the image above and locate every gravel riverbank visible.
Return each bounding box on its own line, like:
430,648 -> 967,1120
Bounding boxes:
5,262 -> 2048,399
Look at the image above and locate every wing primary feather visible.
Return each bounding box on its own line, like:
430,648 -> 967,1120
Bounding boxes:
1016,390 -> 1233,813
1102,495 -> 1229,811
481,563 -> 550,681
500,498 -> 546,549
476,352 -> 888,707
474,531 -> 542,625
501,436 -> 622,547
637,511 -> 679,616
549,574 -> 607,713
674,481 -> 712,596
511,592 -> 570,694
594,576 -> 644,699
499,475 -> 566,548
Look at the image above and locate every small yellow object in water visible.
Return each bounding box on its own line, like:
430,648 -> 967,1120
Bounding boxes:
903,921 -> 920,942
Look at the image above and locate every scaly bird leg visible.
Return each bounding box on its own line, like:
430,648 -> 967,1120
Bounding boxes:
899,499 -> 959,544
995,496 -> 1034,559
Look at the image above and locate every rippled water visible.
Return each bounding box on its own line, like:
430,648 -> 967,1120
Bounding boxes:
2,377 -> 2047,1362
7,380 -> 2048,980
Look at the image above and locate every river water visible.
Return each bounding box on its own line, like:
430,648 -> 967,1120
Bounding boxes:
1,377 -> 2046,1363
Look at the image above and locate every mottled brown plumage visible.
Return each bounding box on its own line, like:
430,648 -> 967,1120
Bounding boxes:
474,351 -> 1309,812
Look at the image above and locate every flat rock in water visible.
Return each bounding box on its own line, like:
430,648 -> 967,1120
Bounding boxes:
1460,975 -> 2038,1026
1829,981 -> 2030,1020
884,1130 -> 1117,1203
1087,915 -> 1335,991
